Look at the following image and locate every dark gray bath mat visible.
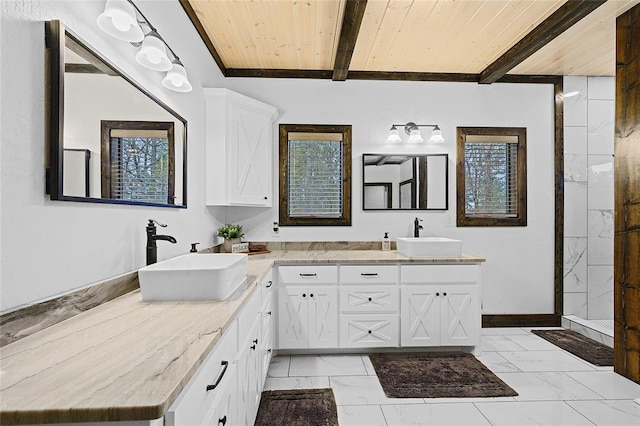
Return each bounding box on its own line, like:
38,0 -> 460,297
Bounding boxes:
532,329 -> 614,366
254,388 -> 338,426
369,352 -> 518,398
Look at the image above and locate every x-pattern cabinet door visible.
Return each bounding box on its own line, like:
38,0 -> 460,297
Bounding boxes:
277,287 -> 308,349
307,287 -> 338,348
440,284 -> 480,346
228,104 -> 271,206
400,286 -> 440,346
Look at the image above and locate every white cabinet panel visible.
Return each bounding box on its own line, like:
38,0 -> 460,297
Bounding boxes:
277,265 -> 338,285
277,286 -> 338,349
401,264 -> 479,284
340,265 -> 398,285
440,285 -> 481,346
165,321 -> 238,426
339,286 -> 399,313
237,319 -> 261,426
401,287 -> 441,347
204,88 -> 278,207
339,314 -> 399,348
308,287 -> 338,348
278,286 -> 308,349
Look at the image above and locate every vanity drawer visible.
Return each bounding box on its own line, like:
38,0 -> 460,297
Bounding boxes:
339,314 -> 399,348
238,287 -> 262,345
277,265 -> 338,285
339,286 -> 399,313
165,320 -> 238,426
401,264 -> 479,284
340,265 -> 398,285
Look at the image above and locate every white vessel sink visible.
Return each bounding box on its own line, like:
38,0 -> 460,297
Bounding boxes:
138,253 -> 248,301
396,237 -> 462,258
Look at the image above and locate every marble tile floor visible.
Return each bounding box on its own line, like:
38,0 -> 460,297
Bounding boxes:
265,327 -> 640,425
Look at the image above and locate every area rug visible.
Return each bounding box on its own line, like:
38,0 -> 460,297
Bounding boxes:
369,352 -> 518,398
254,388 -> 338,426
531,329 -> 613,366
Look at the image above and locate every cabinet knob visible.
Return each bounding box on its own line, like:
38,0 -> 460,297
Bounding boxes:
302,293 -> 306,297
218,415 -> 227,426
310,294 -> 314,298
443,292 -> 447,296
267,348 -> 272,353
267,310 -> 272,315
264,196 -> 268,200
368,330 -> 372,334
253,338 -> 259,345
250,344 -> 256,350
436,292 -> 440,296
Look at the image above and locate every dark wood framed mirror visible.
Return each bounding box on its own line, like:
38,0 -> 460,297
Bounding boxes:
362,153 -> 448,210
45,20 -> 187,208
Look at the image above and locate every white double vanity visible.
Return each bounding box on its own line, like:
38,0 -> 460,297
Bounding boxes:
0,249 -> 484,426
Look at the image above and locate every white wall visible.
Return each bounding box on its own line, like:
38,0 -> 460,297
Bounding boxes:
0,0 -> 557,317
223,79 -> 556,315
0,0 -> 225,313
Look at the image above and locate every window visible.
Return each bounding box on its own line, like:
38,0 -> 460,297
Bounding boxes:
101,121 -> 175,204
457,127 -> 526,226
279,124 -> 352,226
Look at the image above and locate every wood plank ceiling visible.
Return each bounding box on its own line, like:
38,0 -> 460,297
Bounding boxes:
181,0 -> 640,82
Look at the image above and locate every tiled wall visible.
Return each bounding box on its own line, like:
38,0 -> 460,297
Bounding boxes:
563,76 -> 614,320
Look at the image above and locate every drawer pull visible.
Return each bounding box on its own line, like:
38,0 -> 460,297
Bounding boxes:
368,297 -> 372,302
436,292 -> 440,296
299,273 -> 317,277
206,360 -> 229,391
266,280 -> 273,288
443,292 -> 447,296
302,293 -> 306,298
218,415 -> 227,425
310,294 -> 314,298
361,273 -> 379,277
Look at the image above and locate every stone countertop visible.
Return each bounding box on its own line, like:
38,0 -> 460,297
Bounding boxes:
0,250 -> 484,425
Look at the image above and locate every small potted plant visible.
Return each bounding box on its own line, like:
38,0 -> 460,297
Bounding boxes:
217,224 -> 244,253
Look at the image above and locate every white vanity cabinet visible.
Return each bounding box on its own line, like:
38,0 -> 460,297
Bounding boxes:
165,320 -> 238,426
277,266 -> 338,349
339,265 -> 400,348
260,270 -> 275,384
400,265 -> 481,348
204,88 -> 278,207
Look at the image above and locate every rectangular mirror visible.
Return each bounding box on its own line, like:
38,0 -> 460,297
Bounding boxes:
45,20 -> 187,208
362,153 -> 448,210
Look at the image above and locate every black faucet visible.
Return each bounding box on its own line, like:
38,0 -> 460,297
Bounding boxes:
146,219 -> 177,265
414,217 -> 423,237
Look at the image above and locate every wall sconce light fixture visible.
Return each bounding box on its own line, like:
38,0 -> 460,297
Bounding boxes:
97,0 -> 192,93
386,122 -> 444,144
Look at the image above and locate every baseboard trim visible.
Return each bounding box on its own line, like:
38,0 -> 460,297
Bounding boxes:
482,314 -> 561,328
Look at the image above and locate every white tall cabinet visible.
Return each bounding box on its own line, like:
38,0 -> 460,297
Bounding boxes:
204,88 -> 278,206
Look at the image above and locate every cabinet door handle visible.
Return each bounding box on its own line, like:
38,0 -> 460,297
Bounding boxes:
206,360 -> 229,391
266,281 -> 273,288
218,415 -> 227,425
299,273 -> 317,277
250,344 -> 256,350
360,273 -> 379,277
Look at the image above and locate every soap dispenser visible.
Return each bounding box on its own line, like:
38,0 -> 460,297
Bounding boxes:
382,233 -> 391,251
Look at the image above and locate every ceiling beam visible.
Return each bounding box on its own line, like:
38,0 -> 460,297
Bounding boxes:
479,0 -> 607,84
332,0 -> 368,81
179,0 -> 228,77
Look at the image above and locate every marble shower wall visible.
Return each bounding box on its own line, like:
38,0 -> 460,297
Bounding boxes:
563,76 -> 614,320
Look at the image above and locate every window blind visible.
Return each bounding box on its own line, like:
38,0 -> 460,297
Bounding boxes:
464,141 -> 518,216
287,139 -> 343,218
110,134 -> 169,203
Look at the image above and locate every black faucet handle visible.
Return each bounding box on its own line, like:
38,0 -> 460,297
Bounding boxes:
190,243 -> 200,253
148,219 -> 168,227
